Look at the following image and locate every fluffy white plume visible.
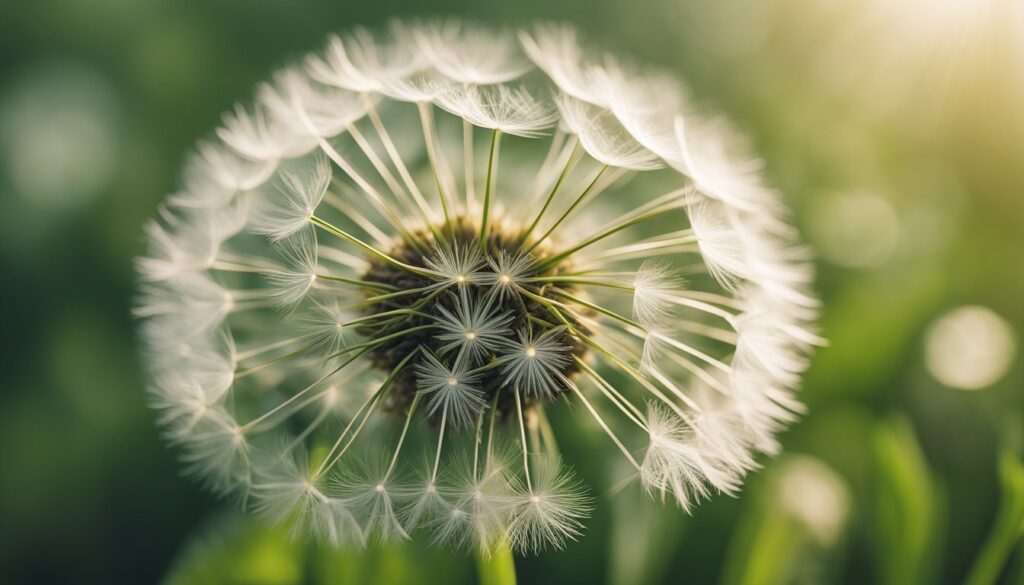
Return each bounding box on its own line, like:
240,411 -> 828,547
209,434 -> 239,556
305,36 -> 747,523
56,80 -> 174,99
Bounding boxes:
414,20 -> 531,85
251,155 -> 331,241
499,328 -> 572,397
218,103 -> 317,161
251,447 -> 364,546
170,140 -> 276,208
435,84 -> 558,138
434,290 -> 514,364
414,351 -> 487,427
333,456 -> 410,543
307,23 -> 426,94
135,19 -> 820,554
508,456 -> 592,553
259,68 -> 370,139
519,24 -> 606,106
557,94 -> 662,170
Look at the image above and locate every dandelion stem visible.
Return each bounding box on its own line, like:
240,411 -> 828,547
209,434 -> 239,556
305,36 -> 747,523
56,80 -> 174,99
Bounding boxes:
464,119 -> 476,210
536,406 -> 560,459
479,129 -> 502,250
522,276 -> 633,291
358,283 -> 450,306
475,539 -> 517,585
526,164 -> 608,253
324,189 -> 393,245
519,139 -> 579,246
317,137 -> 423,248
311,215 -> 436,278
363,95 -> 440,240
314,349 -> 418,478
315,273 -> 397,292
641,330 -> 732,374
524,129 -> 570,207
345,121 -> 415,218
235,335 -> 312,362
418,102 -> 454,235
431,404 -> 449,482
235,339 -> 320,380
325,324 -> 436,361
537,196 -> 686,270
472,411 -> 484,481
551,289 -> 642,329
568,382 -> 641,470
575,357 -> 648,430
385,393 -> 421,480
242,347 -> 370,432
485,386 -> 503,464
514,388 -> 533,491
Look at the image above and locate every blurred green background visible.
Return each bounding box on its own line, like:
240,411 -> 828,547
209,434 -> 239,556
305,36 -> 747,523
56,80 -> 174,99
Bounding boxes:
2,0 -> 1023,583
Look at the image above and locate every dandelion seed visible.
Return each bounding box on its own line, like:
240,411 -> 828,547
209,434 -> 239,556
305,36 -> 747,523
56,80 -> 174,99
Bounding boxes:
251,155 -> 331,241
332,455 -> 410,543
136,19 -> 819,553
435,84 -> 558,138
479,250 -> 535,300
414,351 -> 487,427
434,290 -> 514,364
500,328 -> 573,398
508,456 -> 592,553
251,446 -> 364,546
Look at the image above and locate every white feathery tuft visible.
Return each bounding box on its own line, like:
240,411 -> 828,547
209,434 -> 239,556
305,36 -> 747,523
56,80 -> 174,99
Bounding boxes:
302,295 -> 355,355
632,260 -> 683,328
170,140 -> 276,209
434,290 -> 514,364
414,351 -> 488,427
251,446 -> 365,546
134,272 -> 234,337
433,452 -> 516,554
414,20 -> 532,85
434,84 -> 558,138
556,94 -> 662,170
640,404 -> 745,512
423,242 -> 485,286
179,408 -> 251,495
259,68 -> 370,139
333,456 -> 410,543
508,456 -> 592,553
598,62 -> 692,167
218,103 -> 317,162
399,464 -> 452,532
307,24 -> 427,94
685,197 -> 750,291
519,24 -> 606,106
499,327 -> 572,397
673,115 -> 780,214
266,228 -> 320,308
251,155 -> 331,241
136,201 -> 249,281
479,250 -> 536,300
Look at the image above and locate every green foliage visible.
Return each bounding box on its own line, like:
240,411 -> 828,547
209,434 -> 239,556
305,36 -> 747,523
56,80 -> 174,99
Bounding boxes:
871,417 -> 944,585
964,452 -> 1024,585
475,541 -> 518,585
163,514 -> 303,585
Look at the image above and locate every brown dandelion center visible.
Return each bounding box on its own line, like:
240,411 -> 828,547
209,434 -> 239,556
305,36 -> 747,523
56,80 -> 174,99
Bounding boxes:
358,215 -> 591,419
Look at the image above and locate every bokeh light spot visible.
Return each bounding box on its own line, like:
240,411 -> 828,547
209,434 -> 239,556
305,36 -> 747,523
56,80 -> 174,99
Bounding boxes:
924,305 -> 1016,390
808,190 -> 900,269
0,61 -> 120,210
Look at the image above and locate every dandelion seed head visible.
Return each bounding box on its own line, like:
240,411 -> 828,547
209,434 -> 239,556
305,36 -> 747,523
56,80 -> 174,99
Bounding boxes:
136,19 -> 819,553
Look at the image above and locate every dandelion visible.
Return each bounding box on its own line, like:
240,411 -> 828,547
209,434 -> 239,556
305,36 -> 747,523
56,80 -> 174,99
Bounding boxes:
136,19 -> 820,554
